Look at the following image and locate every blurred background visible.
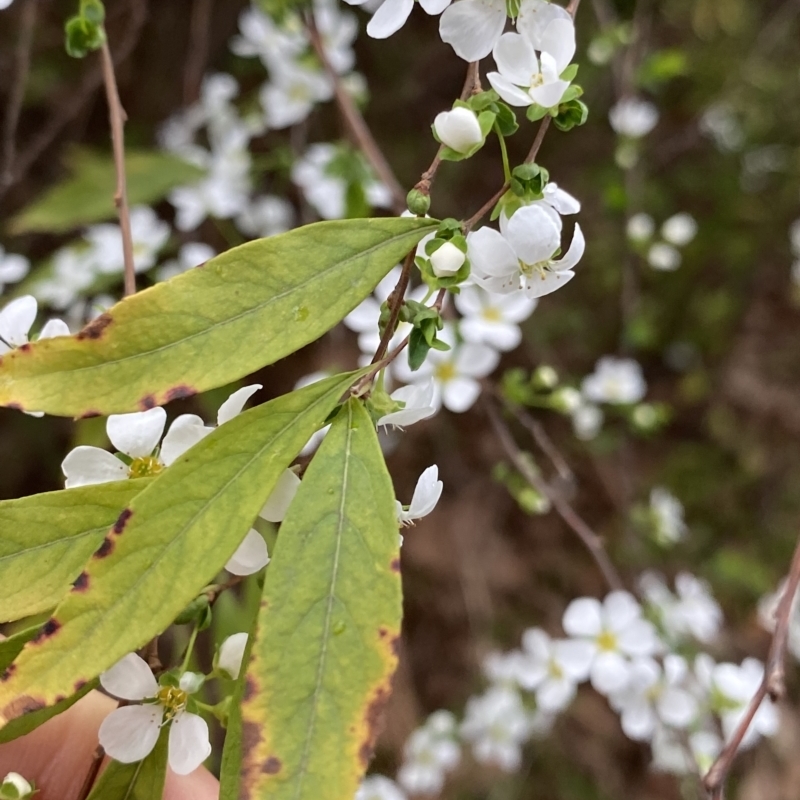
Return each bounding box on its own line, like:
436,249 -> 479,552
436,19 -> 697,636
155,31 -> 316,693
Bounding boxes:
1,0 -> 800,797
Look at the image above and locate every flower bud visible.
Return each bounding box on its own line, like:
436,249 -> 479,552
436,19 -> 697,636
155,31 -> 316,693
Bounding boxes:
0,773 -> 32,800
218,632 -> 248,679
532,365 -> 559,390
551,387 -> 582,414
429,242 -> 466,277
433,107 -> 483,154
406,188 -> 431,216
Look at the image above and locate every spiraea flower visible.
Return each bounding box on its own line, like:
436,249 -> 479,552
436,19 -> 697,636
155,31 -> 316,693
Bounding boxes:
98,654 -> 211,774
455,284 -> 537,351
397,712 -> 460,794
468,203 -> 585,299
216,632 -> 248,680
433,107 -> 484,154
0,295 -> 69,356
378,379 -> 437,428
396,465 -> 443,525
346,0 -> 451,40
355,775 -> 407,800
581,356 -> 646,405
609,97 -> 659,138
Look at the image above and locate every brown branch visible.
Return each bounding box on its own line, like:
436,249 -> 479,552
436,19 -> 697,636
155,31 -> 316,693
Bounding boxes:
99,38 -> 136,296
183,0 -> 214,105
305,13 -> 406,214
0,0 -> 147,202
371,249 -> 415,365
76,745 -> 105,800
485,398 -> 625,592
0,0 -> 37,192
703,532 -> 800,798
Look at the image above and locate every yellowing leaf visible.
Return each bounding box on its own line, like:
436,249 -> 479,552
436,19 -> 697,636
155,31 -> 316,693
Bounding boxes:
221,398 -> 402,800
0,217 -> 437,417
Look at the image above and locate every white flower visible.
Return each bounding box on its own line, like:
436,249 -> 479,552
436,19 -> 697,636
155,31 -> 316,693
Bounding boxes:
608,97 -> 659,138
260,64 -> 333,130
86,206 -> 170,275
355,775 -> 407,800
347,0 -> 450,40
759,579 -> 800,661
571,402 -> 603,440
541,182 -> 580,215
378,380 -> 437,428
515,628 -> 593,712
0,772 -> 32,799
313,0 -> 359,73
562,591 -> 661,695
439,0 -> 507,62
455,284 -> 536,351
0,246 -> 29,291
649,487 -> 687,545
230,7 -> 306,70
652,726 -> 722,775
581,356 -> 646,405
33,246 -> 97,309
639,571 -> 722,645
0,295 -> 68,357
647,242 -> 681,271
217,632 -> 248,679
0,0 -> 15,10
661,213 -> 698,247
487,22 -> 576,110
483,649 -> 525,686
700,103 -> 744,153
709,658 -> 779,747
430,242 -> 466,277
433,107 -> 484,153
397,725 -> 460,795
236,195 -> 294,238
157,242 -> 216,282
396,465 -> 443,525
395,324 -> 499,413
609,655 -> 698,742
460,686 -> 531,771
626,212 -> 655,242
99,654 -> 211,775
468,203 -> 585,299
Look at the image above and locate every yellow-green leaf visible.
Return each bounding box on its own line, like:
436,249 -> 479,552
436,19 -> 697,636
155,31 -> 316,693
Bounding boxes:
0,217 -> 437,417
0,480 -> 149,622
221,398 -> 402,799
0,372 -> 360,727
8,148 -> 204,235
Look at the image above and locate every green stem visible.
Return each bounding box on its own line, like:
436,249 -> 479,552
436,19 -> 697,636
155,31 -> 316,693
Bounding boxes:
495,123 -> 511,182
180,625 -> 200,674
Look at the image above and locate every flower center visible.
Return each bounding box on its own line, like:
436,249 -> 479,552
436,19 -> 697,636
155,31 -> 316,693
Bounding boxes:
156,686 -> 188,721
596,630 -> 618,652
530,71 -> 545,89
518,259 -> 550,280
482,307 -> 503,322
434,362 -> 457,383
547,659 -> 564,680
128,455 -> 164,479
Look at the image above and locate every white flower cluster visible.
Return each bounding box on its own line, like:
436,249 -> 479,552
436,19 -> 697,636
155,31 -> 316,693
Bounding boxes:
356,581 -> 778,798
627,211 -> 698,272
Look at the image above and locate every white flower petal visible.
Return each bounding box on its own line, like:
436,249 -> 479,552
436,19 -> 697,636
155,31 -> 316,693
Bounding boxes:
98,705 -> 161,764
62,446 -> 129,488
493,32 -> 538,86
107,408 -> 167,459
38,319 -> 70,339
218,632 -> 249,679
603,591 -> 642,630
554,639 -> 594,681
658,688 -> 698,729
160,415 -> 213,466
168,712 -> 212,775
621,698 -> 657,741
433,108 -> 484,154
367,0 -> 414,38
439,0 -> 507,61
407,465 -> 443,518
0,295 -> 37,348
563,597 -> 603,637
217,384 -> 262,425
537,677 -> 576,712
100,653 -> 159,700
505,204 -> 561,265
225,528 -> 270,576
539,18 -> 576,73
553,223 -> 585,272
590,651 -> 631,695
442,376 -> 481,413
529,78 -> 570,109
454,343 -> 500,378
486,72 -> 534,107
467,228 -> 519,279
419,0 -> 451,13
259,469 -> 301,522
523,268 -> 575,298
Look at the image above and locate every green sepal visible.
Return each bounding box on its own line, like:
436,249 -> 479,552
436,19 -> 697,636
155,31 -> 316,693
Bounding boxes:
553,98 -> 589,132
80,0 -> 106,24
560,63 -> 579,82
526,103 -> 549,122
64,14 -> 105,58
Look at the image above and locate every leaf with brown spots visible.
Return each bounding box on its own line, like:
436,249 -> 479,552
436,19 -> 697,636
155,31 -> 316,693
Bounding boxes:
0,217 -> 437,416
220,398 -> 402,800
0,372 -> 362,728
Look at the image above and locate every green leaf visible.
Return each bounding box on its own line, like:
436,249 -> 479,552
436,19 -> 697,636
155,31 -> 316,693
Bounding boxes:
0,627 -> 40,675
8,148 -> 203,234
86,726 -> 169,800
0,372 -> 362,725
0,480 -> 148,623
0,218 -> 437,417
0,680 -> 96,745
221,398 -> 402,799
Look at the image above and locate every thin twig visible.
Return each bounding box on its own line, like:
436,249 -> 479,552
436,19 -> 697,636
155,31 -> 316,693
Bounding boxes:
76,745 -> 105,800
485,398 -> 625,592
183,0 -> 214,105
371,249 -> 415,365
305,13 -> 406,214
99,39 -> 136,296
703,532 -> 800,798
0,0 -> 37,192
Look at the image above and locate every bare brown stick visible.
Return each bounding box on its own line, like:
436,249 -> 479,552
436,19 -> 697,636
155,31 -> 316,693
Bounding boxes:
306,13 -> 406,214
0,0 -> 147,202
0,0 -> 38,192
99,39 -> 136,296
371,249 -> 416,365
703,532 -> 800,798
485,398 -> 625,592
76,745 -> 105,800
183,0 -> 214,105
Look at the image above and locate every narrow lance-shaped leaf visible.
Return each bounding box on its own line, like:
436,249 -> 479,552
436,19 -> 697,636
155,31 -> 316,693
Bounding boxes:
221,398 -> 402,800
0,217 -> 437,417
0,371 -> 362,728
85,726 -> 169,800
0,480 -> 149,623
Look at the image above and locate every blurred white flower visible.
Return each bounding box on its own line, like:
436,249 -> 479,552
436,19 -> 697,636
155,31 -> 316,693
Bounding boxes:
571,402 -> 603,440
397,722 -> 460,795
455,284 -> 536,351
157,242 -> 216,282
581,357 -> 646,405
86,206 -> 170,275
345,0 -> 450,40
626,213 -> 655,242
355,776 -> 407,800
0,246 -> 29,292
647,242 -> 681,271
661,213 -> 697,247
562,591 -> 661,695
700,103 -> 744,153
609,97 -> 658,138
236,195 -> 294,238
649,487 -> 687,546
651,726 -> 722,775
396,465 -> 443,525
260,64 -> 333,129
230,7 -> 305,71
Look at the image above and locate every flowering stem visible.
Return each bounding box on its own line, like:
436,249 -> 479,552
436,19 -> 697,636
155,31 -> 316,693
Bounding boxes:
496,124 -> 511,182
703,530 -> 800,797
370,248 -> 415,366
180,624 -> 200,674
